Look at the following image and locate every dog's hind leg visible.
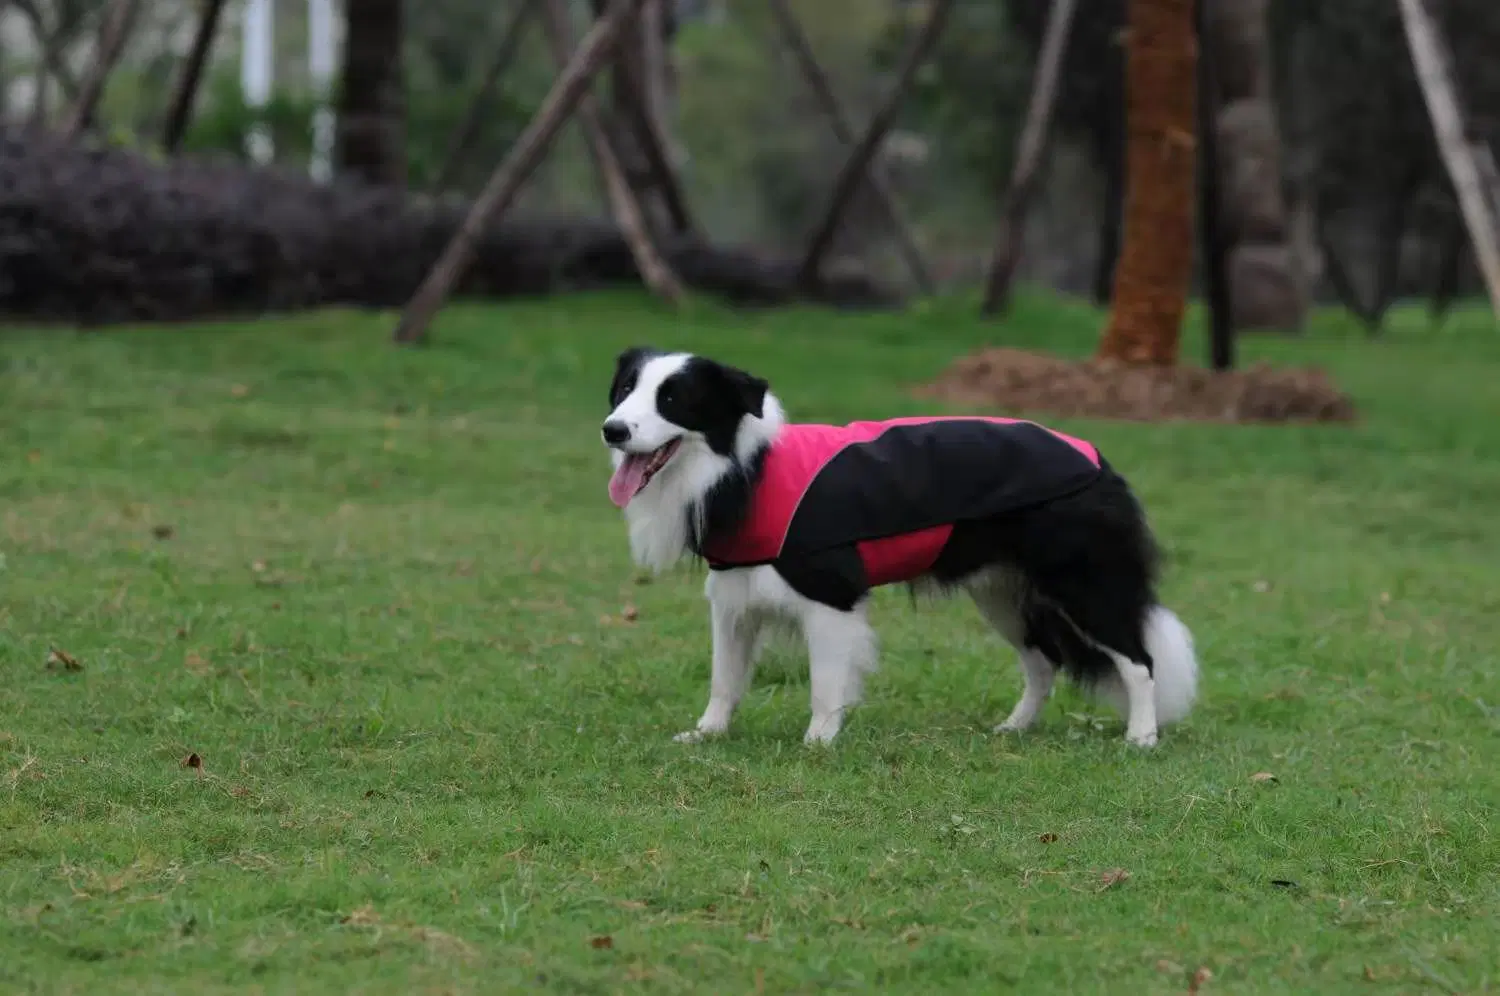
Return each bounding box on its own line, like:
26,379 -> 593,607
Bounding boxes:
1047,586 -> 1160,747
1107,650 -> 1158,747
675,589 -> 762,744
966,572 -> 1057,733
801,600 -> 877,746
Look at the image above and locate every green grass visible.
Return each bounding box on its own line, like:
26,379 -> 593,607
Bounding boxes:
3,293 -> 1499,994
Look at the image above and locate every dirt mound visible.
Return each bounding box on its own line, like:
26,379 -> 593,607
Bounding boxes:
919,348 -> 1356,424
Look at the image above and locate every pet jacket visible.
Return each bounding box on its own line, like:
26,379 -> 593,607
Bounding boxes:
701,416 -> 1102,596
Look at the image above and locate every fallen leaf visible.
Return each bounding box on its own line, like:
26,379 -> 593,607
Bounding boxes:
45,648 -> 82,673
621,604 -> 639,623
1097,868 -> 1131,891
175,627 -> 188,640
1252,580 -> 1271,593
230,786 -> 252,798
589,935 -> 613,950
230,384 -> 249,398
341,905 -> 380,926
1038,832 -> 1059,844
181,752 -> 202,769
1188,966 -> 1213,994
251,560 -> 267,573
184,652 -> 212,676
152,524 -> 175,540
1156,959 -> 1183,974
1250,772 -> 1278,784
27,450 -> 41,464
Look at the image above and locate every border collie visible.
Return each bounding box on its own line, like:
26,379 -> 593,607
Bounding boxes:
602,347 -> 1198,747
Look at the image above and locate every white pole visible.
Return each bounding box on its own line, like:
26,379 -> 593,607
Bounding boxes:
1397,0 -> 1500,318
307,0 -> 337,182
241,0 -> 275,164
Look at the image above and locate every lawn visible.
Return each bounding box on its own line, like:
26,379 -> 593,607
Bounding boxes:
2,293 -> 1498,994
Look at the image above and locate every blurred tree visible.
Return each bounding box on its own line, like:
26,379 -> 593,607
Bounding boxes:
335,0 -> 407,186
61,0 -> 140,139
161,0 -> 229,153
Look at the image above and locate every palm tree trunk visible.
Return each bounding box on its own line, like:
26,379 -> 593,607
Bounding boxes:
1095,0 -> 1197,366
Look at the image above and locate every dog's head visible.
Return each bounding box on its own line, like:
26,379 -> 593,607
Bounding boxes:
601,347 -> 781,509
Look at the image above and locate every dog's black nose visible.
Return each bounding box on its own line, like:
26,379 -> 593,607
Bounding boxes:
601,420 -> 631,445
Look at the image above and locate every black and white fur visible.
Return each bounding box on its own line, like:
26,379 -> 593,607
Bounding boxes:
602,347 -> 1198,748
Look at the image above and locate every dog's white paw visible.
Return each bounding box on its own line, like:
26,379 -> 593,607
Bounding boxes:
1125,729 -> 1159,748
993,720 -> 1028,734
802,715 -> 842,746
674,720 -> 730,744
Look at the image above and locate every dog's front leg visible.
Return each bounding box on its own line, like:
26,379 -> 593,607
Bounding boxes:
674,595 -> 758,744
802,601 -> 877,746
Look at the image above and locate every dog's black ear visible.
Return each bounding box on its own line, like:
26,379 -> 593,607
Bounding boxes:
719,364 -> 769,419
609,346 -> 654,407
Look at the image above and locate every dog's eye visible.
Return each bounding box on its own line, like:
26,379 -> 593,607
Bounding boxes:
659,386 -> 676,406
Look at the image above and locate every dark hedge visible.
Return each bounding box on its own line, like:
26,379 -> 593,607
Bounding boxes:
0,128 -> 898,326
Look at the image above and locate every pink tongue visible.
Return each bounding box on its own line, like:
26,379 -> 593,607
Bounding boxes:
608,456 -> 649,508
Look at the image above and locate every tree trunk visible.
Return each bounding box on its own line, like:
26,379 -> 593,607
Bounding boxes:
1090,93 -> 1125,305
981,0 -> 1078,315
1397,0 -> 1500,318
1429,209 -> 1465,325
1367,169 -> 1421,333
541,0 -> 682,305
434,0 -> 539,191
392,0 -> 646,345
1095,0 -> 1197,367
765,0 -> 933,294
335,0 -> 407,187
602,0 -> 696,236
11,0 -> 82,127
1315,213 -> 1378,332
60,0 -> 141,141
796,0 -> 954,291
1195,0 -> 1234,370
588,0 -> 686,235
161,0 -> 228,153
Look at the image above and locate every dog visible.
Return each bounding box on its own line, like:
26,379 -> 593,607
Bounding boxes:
602,347 -> 1198,747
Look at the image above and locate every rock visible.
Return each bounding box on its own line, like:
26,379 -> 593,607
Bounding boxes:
1228,244 -> 1307,333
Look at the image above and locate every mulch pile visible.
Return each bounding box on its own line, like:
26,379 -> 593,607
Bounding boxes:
918,348 -> 1357,424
